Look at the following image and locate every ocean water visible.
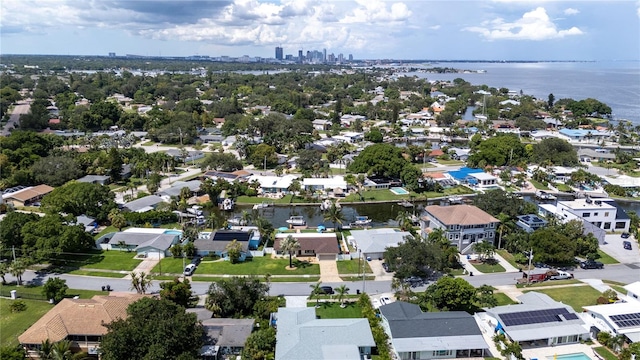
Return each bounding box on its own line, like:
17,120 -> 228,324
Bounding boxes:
408,61 -> 640,125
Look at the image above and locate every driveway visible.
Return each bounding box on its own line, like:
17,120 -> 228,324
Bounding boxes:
601,233 -> 639,264
368,259 -> 394,280
318,259 -> 342,283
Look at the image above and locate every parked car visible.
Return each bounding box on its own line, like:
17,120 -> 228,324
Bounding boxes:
580,260 -> 604,269
548,271 -> 573,280
184,263 -> 197,276
623,241 -> 632,250
380,296 -> 391,305
319,286 -> 334,295
382,263 -> 391,273
621,232 -> 631,239
191,255 -> 202,265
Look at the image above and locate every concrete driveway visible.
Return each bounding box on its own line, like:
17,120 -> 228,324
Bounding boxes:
601,233 -> 640,264
368,259 -> 394,280
318,260 -> 342,283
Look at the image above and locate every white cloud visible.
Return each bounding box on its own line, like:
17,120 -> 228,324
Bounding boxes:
564,8 -> 579,15
637,1 -> 640,18
340,0 -> 411,24
429,25 -> 441,30
464,7 -> 583,41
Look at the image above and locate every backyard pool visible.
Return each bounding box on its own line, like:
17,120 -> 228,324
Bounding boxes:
544,353 -> 592,360
390,187 -> 409,195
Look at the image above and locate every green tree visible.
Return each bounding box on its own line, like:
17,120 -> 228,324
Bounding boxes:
129,271 -> 153,294
532,138 -> 579,167
242,327 -> 276,360
200,152 -> 243,172
309,282 -> 323,308
422,277 -> 477,312
0,262 -> 9,285
0,345 -> 26,360
20,214 -> 95,261
41,182 -> 117,222
336,284 -> 350,306
477,284 -> 498,308
205,276 -> 269,318
100,297 -> 204,360
9,258 -> 28,286
323,203 -> 345,231
529,228 -> 576,264
225,239 -> 243,264
42,277 -> 69,303
106,147 -> 123,183
280,235 -> 301,269
108,209 -> 127,231
31,156 -> 84,187
364,127 -> 383,143
0,211 -> 40,249
159,278 -> 198,308
249,143 -> 278,169
473,241 -> 496,261
348,143 -> 410,178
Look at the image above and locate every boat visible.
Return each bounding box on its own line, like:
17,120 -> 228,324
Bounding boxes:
219,198 -> 235,211
353,216 -> 372,226
397,200 -> 413,208
227,217 -> 247,226
253,201 -> 274,210
186,205 -> 203,216
447,195 -> 463,204
535,191 -> 556,201
286,216 -> 306,226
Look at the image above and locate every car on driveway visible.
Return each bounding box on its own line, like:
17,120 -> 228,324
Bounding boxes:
184,263 -> 197,276
191,255 -> 202,265
380,296 -> 391,305
580,260 -> 604,269
382,263 -> 391,272
623,241 -> 632,250
621,232 -> 631,239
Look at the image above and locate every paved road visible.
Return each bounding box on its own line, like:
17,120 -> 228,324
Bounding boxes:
1,100 -> 30,136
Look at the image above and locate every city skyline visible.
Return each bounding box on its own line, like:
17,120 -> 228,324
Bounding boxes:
1,0 -> 639,61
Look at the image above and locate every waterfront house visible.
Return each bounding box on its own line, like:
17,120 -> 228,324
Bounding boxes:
478,292 -> 589,348
467,172 -> 499,190
559,128 -> 613,143
577,148 -> 616,163
249,174 -> 298,194
379,301 -> 489,359
302,176 -> 347,193
274,307 -> 374,360
274,233 -> 339,261
555,198 -> 630,233
348,228 -> 411,260
122,195 -> 165,213
104,227 -> 181,258
516,214 -> 548,233
19,294 -> 146,358
583,301 -> 640,344
157,180 -> 202,200
194,229 -> 257,261
422,204 -> 499,254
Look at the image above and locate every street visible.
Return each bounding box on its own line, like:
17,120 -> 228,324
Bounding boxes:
1,99 -> 31,136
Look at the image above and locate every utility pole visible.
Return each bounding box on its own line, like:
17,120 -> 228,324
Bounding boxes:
526,248 -> 533,285
362,252 -> 366,294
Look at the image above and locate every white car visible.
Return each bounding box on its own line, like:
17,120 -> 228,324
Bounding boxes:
380,296 -> 391,305
549,271 -> 572,280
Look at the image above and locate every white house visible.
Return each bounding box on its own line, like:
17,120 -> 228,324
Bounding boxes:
302,176 -> 347,192
248,174 -> 298,194
556,198 -> 630,233
583,301 -> 640,343
624,282 -> 640,302
467,172 -> 499,189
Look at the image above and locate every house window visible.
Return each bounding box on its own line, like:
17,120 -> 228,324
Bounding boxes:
448,234 -> 454,240
583,213 -> 590,217
605,212 -> 610,217
604,222 -> 611,230
594,213 -> 598,216
489,232 -> 494,238
615,222 -> 626,229
490,223 -> 495,228
478,234 -> 484,239
455,234 -> 459,239
456,224 -> 460,230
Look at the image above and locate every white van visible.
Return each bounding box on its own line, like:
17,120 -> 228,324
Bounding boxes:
184,264 -> 197,276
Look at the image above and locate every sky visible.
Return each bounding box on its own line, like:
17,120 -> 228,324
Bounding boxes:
1,0 -> 639,61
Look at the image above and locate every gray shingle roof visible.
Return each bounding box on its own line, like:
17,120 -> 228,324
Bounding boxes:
123,195 -> 164,212
380,302 -> 482,338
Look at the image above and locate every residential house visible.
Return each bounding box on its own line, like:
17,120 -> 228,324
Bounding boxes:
249,174 -> 298,194
556,198 -> 630,233
274,233 -> 339,261
104,228 -> 181,258
478,292 -> 589,348
467,172 -> 499,190
312,119 -> 332,131
2,184 -> 54,207
364,176 -> 402,190
77,175 -> 111,185
422,205 -> 500,253
340,115 -> 366,128
122,195 -> 166,213
559,128 -> 613,143
187,308 -> 256,359
157,180 -> 202,200
194,229 -> 258,261
379,301 -> 489,359
333,131 -> 364,143
204,170 -> 252,183
577,148 -> 617,163
274,307 -> 375,360
302,176 -> 347,193
74,215 -> 98,233
348,228 -> 411,260
516,214 -> 548,233
583,301 -> 640,343
19,294 -> 146,358
624,281 -> 640,302
166,149 -> 206,163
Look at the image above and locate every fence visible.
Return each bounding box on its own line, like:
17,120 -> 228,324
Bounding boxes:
0,288 -> 47,301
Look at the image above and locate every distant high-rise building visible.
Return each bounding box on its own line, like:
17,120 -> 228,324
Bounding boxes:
108,52 -> 116,57
348,54 -> 353,61
323,48 -> 327,62
298,50 -> 304,62
275,47 -> 283,60
338,53 -> 344,62
328,53 -> 335,62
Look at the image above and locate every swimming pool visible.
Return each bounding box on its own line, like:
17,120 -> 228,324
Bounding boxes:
545,353 -> 592,360
390,187 -> 409,195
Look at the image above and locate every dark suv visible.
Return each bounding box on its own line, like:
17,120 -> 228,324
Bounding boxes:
623,241 -> 632,250
580,260 -> 604,269
319,286 -> 334,295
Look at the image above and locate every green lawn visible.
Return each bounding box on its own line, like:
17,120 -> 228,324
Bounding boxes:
308,301 -> 363,319
55,249 -> 142,271
554,183 -> 572,192
0,298 -> 53,347
516,279 -> 581,288
523,285 -> 601,312
343,186 -> 473,202
94,226 -> 119,239
336,260 -> 373,274
153,256 -> 320,276
471,261 -> 505,273
494,293 -> 518,306
594,346 -> 618,360
67,270 -> 127,278
529,179 -> 550,190
236,194 -> 294,204
1,284 -> 108,300
496,250 -> 524,270
435,159 -> 464,166
597,249 -> 620,264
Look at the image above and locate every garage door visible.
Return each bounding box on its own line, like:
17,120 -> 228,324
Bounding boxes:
317,254 -> 336,261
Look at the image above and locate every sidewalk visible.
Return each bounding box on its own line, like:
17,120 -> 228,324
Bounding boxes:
458,252 -> 520,275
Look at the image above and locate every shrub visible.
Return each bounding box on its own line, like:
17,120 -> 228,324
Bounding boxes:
9,300 -> 27,312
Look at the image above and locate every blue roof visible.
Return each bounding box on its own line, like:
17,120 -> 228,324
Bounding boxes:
559,128 -> 593,137
448,167 -> 484,181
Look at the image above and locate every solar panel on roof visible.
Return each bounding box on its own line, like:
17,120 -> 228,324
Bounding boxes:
500,308 -> 577,327
611,313 -> 640,328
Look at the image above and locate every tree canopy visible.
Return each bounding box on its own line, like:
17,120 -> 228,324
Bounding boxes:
205,276 -> 269,318
419,276 -> 477,313
467,133 -> 527,168
41,182 -> 117,222
101,297 -> 204,360
532,138 -> 579,166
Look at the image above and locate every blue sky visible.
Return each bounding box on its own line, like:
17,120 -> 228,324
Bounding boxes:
1,0 -> 639,61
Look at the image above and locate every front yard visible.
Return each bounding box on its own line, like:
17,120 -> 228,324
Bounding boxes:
53,249 -> 143,272
308,301 -> 363,319
336,260 -> 373,274
153,255 -> 320,276
523,285 -> 601,312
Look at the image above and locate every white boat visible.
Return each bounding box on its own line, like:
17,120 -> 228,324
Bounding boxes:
397,200 -> 413,208
535,191 -> 556,201
220,198 -> 234,211
448,195 -> 463,204
353,216 -> 372,226
186,205 -> 203,216
286,216 -> 306,226
227,217 -> 247,226
253,201 -> 273,210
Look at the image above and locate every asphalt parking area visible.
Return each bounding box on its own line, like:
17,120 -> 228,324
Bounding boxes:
601,234 -> 639,264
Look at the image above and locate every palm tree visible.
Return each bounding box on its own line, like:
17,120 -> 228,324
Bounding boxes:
336,284 -> 350,307
129,271 -> 152,294
39,339 -> 54,360
0,261 -> 9,285
51,340 -> 76,360
309,282 -> 322,308
280,235 -> 301,269
396,211 -> 412,231
323,203 -> 344,231
10,258 -> 27,286
240,210 -> 252,226
255,216 -> 274,247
